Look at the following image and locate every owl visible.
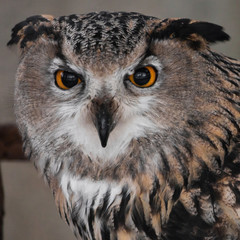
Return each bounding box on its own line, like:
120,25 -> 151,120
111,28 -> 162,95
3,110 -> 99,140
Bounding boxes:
8,12 -> 240,240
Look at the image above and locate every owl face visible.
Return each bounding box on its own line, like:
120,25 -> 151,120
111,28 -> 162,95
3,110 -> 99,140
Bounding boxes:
11,12 -> 230,167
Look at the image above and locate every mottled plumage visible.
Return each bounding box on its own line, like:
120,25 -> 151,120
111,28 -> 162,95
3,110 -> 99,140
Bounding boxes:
8,12 -> 240,240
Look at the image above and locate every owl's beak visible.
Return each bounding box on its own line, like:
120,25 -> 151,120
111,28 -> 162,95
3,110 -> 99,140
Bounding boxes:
95,108 -> 112,148
92,99 -> 115,148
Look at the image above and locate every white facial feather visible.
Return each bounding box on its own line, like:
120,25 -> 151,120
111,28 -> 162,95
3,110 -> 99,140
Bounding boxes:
56,96 -> 158,162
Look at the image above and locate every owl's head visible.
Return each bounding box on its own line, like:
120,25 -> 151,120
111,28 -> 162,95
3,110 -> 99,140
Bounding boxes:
9,12 -> 238,177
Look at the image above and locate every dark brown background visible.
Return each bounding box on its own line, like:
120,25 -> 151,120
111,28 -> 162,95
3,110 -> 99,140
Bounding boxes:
0,0 -> 240,239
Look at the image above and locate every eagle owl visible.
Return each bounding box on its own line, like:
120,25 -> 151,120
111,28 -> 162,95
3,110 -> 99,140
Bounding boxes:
8,12 -> 240,240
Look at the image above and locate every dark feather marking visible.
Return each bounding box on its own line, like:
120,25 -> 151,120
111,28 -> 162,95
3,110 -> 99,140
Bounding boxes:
228,117 -> 240,133
225,96 -> 240,114
211,61 -> 230,76
201,164 -> 217,185
132,199 -> 158,239
21,26 -> 37,47
164,195 -> 169,216
223,77 -> 239,87
77,221 -> 88,239
158,145 -> 170,172
190,158 -> 217,191
101,224 -> 110,240
23,25 -> 54,48
176,129 -> 193,158
231,91 -> 240,96
172,146 -> 189,177
229,184 -> 240,205
27,149 -> 33,160
88,196 -> 97,240
163,201 -> 214,240
172,185 -> 182,202
114,185 -> 130,229
96,189 -> 110,218
149,177 -> 160,213
181,138 -> 193,157
187,118 -> 204,128
76,225 -> 83,238
223,142 -> 240,176
200,52 -> 230,76
210,51 -> 240,74
43,158 -> 50,175
213,155 -> 222,169
64,211 -> 70,226
71,204 -> 88,238
71,204 -> 79,225
43,158 -> 51,184
218,124 -> 233,146
216,85 -> 233,96
58,206 -> 62,218
234,101 -> 240,106
216,136 -> 228,157
195,131 -> 218,149
220,106 -> 240,132
88,208 -> 95,240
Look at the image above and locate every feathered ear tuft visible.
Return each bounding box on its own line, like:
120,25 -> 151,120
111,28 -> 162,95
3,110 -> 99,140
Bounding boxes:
151,18 -> 230,50
7,15 -> 56,51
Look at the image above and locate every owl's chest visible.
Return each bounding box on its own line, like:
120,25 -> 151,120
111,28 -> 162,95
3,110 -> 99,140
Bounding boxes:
59,174 -> 163,240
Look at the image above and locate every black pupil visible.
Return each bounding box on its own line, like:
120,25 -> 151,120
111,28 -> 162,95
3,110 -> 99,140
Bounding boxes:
61,72 -> 79,88
133,68 -> 151,85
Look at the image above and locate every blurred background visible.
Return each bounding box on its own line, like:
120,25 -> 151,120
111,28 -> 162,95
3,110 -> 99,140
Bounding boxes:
0,0 -> 239,239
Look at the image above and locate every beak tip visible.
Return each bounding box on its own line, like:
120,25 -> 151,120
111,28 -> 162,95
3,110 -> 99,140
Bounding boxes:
101,142 -> 107,148
99,132 -> 109,148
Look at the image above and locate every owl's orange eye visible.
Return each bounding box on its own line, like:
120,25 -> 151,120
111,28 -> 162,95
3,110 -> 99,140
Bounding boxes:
128,66 -> 157,88
55,70 -> 82,90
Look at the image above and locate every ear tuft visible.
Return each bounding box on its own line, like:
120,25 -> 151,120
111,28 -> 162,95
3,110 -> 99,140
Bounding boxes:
181,21 -> 230,43
7,15 -> 55,50
151,18 -> 230,50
